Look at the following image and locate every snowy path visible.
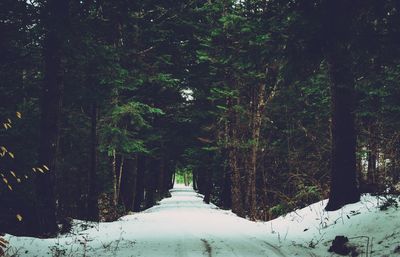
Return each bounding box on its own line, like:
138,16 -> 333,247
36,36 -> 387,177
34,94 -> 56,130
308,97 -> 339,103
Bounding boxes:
5,185 -> 288,257
5,186 -> 400,256
133,185 -> 287,257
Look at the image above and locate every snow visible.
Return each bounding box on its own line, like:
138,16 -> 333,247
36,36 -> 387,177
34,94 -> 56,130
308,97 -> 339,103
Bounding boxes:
2,185 -> 400,257
270,194 -> 400,256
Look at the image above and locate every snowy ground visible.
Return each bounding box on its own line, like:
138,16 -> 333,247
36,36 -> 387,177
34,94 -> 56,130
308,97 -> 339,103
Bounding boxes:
2,185 -> 400,256
267,194 -> 400,257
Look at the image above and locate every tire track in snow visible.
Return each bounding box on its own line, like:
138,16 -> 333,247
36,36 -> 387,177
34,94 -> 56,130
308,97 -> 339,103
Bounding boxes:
179,218 -> 286,257
200,239 -> 212,257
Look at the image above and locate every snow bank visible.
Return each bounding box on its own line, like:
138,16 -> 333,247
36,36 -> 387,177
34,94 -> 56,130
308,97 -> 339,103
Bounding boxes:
266,194 -> 400,256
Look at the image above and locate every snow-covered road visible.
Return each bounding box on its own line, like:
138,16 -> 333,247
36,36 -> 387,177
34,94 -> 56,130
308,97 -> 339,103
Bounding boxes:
5,185 -> 288,257
132,185 -> 287,257
4,185 -> 400,256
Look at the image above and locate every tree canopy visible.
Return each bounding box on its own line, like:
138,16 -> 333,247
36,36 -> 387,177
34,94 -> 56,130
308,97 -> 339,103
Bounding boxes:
1,0 -> 399,236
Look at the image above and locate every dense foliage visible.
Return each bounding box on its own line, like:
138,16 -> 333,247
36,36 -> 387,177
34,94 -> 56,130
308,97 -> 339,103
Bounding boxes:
1,0 -> 399,236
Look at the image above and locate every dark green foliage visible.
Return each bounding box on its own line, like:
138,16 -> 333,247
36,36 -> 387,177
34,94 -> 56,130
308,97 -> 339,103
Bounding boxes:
1,0 -> 400,235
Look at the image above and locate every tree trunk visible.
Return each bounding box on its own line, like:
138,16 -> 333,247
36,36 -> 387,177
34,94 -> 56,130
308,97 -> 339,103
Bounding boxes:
192,169 -> 198,191
260,151 -> 269,220
203,153 -> 213,204
203,171 -> 211,204
157,156 -> 165,197
164,160 -> 174,191
366,92 -> 380,190
133,155 -> 146,212
197,167 -> 205,194
35,0 -> 69,236
112,150 -> 118,206
145,159 -> 157,208
130,156 -> 138,209
221,118 -> 231,209
325,47 -> 360,211
324,0 -> 360,211
119,156 -> 137,211
116,156 -> 125,203
228,97 -> 244,217
171,171 -> 176,188
367,126 -> 378,187
184,173 -> 189,186
87,102 -> 99,221
247,83 -> 266,220
221,147 -> 232,209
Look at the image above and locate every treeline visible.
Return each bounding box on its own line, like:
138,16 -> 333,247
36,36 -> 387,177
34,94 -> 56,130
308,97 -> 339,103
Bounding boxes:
186,0 -> 400,220
1,0 -> 400,236
1,0 -> 193,236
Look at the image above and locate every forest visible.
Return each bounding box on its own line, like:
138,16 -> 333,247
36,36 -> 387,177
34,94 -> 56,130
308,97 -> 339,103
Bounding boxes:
1,0 -> 400,238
